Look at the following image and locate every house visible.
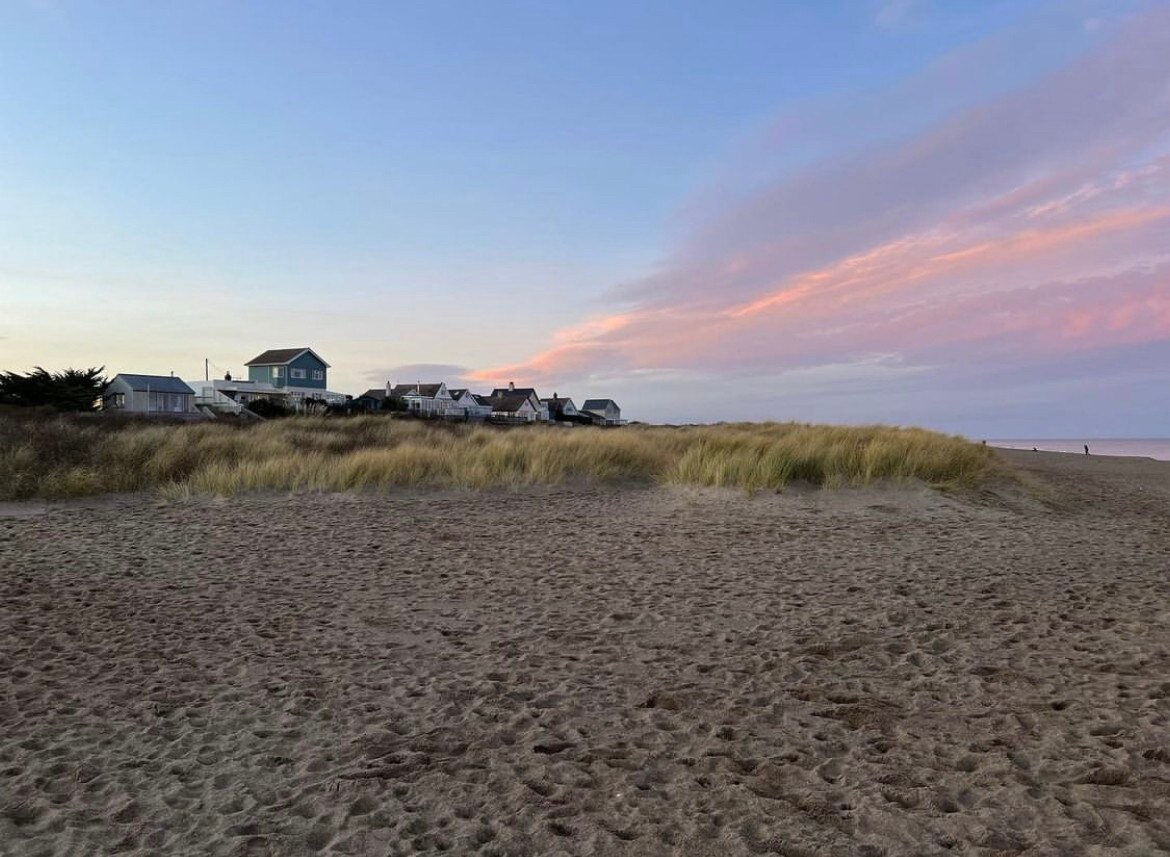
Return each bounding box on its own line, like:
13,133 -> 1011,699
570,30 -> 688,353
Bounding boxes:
187,377 -> 305,416
541,393 -> 578,423
491,382 -> 547,421
388,382 -> 456,417
247,347 -> 328,389
102,374 -> 198,415
580,398 -> 623,426
354,389 -> 387,411
185,379 -> 247,414
484,393 -> 539,423
448,388 -> 492,420
244,348 -> 347,406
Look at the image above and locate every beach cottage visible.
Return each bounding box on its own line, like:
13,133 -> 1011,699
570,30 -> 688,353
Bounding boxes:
580,399 -> 623,426
485,393 -> 539,423
448,388 -> 492,420
388,382 -> 456,417
354,389 -> 388,411
102,374 -> 197,415
243,348 -> 347,406
542,394 -> 578,423
491,382 -> 547,421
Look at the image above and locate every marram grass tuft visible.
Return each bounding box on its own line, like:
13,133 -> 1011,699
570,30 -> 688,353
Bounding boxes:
0,415 -> 997,500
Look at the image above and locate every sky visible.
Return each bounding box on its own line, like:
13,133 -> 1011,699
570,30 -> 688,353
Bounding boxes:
1,0 -> 1167,436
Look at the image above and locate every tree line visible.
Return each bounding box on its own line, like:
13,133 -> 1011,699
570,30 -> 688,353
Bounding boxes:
0,367 -> 108,411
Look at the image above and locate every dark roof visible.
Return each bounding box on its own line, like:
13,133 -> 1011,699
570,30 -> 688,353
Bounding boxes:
581,398 -> 618,411
485,394 -> 532,413
111,374 -> 195,395
492,386 -> 539,400
245,348 -> 331,368
448,388 -> 470,398
389,383 -> 444,398
356,389 -> 386,401
472,394 -> 494,406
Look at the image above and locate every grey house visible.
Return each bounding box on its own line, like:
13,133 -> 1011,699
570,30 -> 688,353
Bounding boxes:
580,398 -> 623,426
103,374 -> 197,414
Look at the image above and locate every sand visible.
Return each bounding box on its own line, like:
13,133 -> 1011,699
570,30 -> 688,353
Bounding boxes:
2,450 -> 1169,856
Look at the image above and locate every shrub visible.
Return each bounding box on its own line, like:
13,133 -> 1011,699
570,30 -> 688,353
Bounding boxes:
244,398 -> 292,419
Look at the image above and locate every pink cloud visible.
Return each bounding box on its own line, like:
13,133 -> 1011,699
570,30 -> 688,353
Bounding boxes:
473,7 -> 1170,389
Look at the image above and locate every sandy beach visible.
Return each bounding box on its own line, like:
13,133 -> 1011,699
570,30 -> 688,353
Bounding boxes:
2,449 -> 1169,856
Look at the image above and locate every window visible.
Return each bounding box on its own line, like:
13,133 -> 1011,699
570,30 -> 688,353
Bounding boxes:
272,367 -> 284,379
104,393 -> 125,409
290,368 -> 306,379
311,369 -> 324,381
148,392 -> 186,413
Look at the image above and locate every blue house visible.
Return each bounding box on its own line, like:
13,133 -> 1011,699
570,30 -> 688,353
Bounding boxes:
245,348 -> 330,391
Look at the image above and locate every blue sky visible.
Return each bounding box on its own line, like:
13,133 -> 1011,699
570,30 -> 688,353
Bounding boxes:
2,1 -> 1167,435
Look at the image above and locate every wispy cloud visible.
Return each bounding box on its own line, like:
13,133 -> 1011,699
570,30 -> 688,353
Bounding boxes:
472,7 -> 1170,399
366,363 -> 479,389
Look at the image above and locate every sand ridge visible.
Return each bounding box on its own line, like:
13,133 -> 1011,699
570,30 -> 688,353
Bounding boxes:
2,453 -> 1169,855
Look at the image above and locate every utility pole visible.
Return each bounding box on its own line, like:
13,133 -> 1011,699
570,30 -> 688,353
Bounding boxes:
205,358 -> 209,381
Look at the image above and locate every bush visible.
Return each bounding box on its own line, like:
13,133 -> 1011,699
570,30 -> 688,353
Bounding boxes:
244,398 -> 292,419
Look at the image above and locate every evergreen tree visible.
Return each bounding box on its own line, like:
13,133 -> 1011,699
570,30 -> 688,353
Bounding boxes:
0,367 -> 107,410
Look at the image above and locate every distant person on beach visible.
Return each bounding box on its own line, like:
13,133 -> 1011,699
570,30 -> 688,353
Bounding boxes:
1033,447 -> 1038,452
1085,444 -> 1090,455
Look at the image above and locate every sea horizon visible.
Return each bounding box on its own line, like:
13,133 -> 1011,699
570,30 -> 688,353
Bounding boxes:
990,438 -> 1170,461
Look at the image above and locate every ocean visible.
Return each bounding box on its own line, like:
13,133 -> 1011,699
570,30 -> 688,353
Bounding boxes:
991,439 -> 1170,461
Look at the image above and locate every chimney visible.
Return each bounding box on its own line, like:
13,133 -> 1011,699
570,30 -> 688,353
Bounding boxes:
386,381 -> 391,396
508,380 -> 515,391
553,392 -> 558,401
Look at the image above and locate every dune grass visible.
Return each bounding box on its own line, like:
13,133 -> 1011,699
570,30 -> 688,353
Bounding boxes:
0,413 -> 997,501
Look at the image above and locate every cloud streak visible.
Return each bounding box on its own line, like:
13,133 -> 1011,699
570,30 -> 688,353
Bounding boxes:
472,7 -> 1170,400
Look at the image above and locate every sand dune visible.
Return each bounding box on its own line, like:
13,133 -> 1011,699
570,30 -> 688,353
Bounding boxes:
2,451 -> 1169,855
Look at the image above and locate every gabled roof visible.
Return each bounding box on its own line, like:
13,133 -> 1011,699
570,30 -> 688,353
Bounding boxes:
110,374 -> 195,395
581,398 -> 618,411
448,388 -> 472,399
357,389 -> 387,400
492,386 -> 539,399
245,348 -> 331,368
389,383 -> 444,398
485,394 -> 533,413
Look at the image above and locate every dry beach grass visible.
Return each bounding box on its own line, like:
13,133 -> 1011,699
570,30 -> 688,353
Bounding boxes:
0,414 -> 994,500
1,449 -> 1169,855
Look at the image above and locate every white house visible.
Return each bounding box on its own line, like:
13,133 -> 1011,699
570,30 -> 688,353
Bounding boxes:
580,398 -> 623,426
491,382 -> 547,421
389,382 -> 457,417
102,374 -> 198,415
186,377 -> 347,412
484,393 -> 539,423
448,388 -> 492,420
